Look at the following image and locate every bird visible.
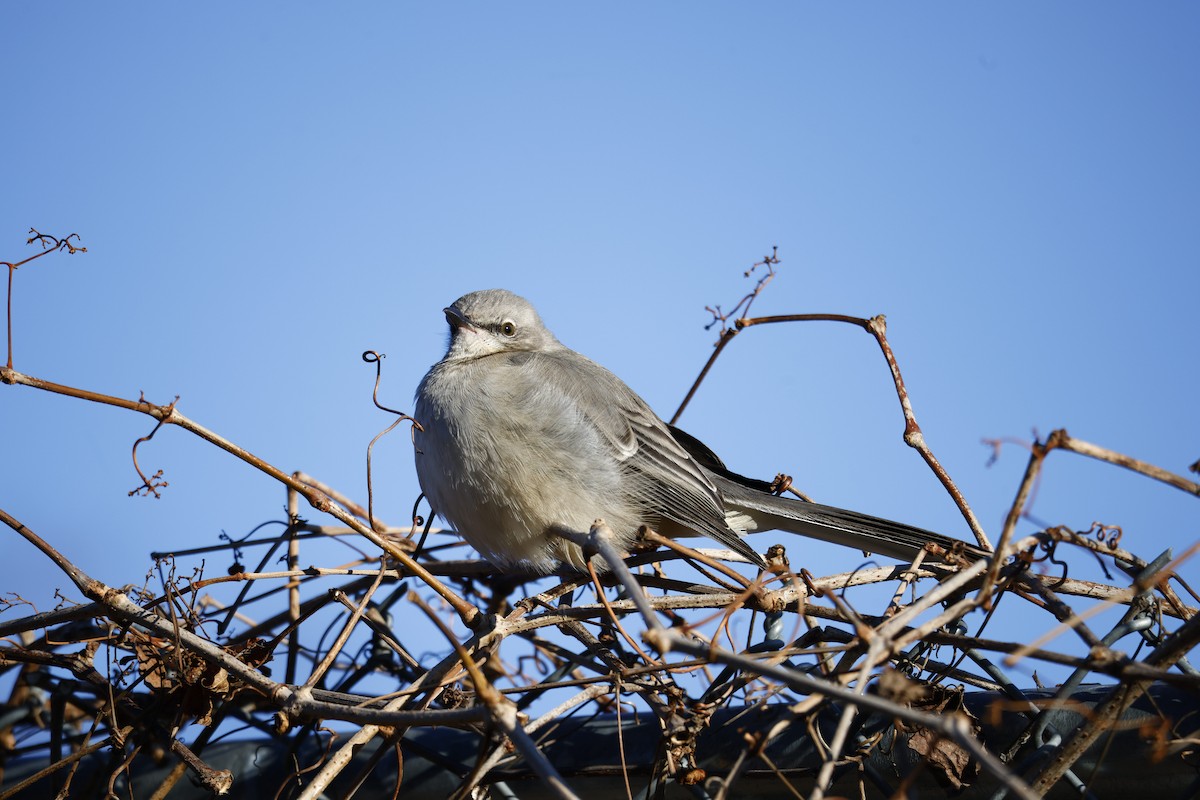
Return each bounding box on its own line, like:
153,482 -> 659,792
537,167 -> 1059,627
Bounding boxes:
413,289 -> 987,573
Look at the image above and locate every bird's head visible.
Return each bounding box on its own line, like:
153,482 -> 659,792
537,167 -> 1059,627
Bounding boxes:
442,288 -> 559,361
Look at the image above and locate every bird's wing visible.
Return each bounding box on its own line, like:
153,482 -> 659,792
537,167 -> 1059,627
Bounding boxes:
668,422 -> 990,562
534,349 -> 766,566
667,423 -> 779,493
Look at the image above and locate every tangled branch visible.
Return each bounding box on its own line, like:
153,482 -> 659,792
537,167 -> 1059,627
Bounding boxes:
2,242 -> 1198,798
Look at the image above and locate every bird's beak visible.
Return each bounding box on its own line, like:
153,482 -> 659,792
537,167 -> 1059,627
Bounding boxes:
444,306 -> 476,332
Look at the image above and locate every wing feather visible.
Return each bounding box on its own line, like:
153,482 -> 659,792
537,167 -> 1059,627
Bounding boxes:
533,349 -> 764,565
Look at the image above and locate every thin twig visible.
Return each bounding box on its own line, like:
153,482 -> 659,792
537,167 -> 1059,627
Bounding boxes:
0,366 -> 478,625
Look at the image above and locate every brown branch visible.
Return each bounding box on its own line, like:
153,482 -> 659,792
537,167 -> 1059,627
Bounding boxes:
1044,428 -> 1200,497
672,310 -> 992,552
0,365 -> 478,626
641,626 -> 1041,800
1031,608 -> 1200,793
3,229 -> 86,370
0,725 -> 133,800
5,249 -> 1197,797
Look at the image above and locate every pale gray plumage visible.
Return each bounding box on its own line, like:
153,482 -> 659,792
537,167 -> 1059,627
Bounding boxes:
414,289 -> 985,573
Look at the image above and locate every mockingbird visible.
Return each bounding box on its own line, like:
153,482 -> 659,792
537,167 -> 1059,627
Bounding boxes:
414,289 -> 985,572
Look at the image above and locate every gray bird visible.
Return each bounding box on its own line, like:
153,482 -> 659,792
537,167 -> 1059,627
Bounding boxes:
414,289 -> 986,573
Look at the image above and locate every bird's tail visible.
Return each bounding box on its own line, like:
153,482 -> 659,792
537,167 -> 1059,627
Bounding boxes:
711,472 -> 991,563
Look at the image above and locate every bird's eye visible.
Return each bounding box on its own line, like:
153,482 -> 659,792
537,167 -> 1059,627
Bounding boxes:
500,321 -> 517,337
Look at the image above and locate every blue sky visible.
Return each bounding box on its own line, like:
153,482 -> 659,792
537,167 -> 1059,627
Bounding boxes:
2,4 -> 1198,681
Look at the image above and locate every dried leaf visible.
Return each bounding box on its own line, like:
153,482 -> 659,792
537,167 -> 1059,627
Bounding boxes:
907,724 -> 978,789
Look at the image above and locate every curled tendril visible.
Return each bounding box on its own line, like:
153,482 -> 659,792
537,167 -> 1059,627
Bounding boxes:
1086,521 -> 1124,550
362,350 -> 424,536
1029,539 -> 1069,588
26,229 -> 87,255
769,473 -> 793,496
129,395 -> 179,498
362,351 -> 410,420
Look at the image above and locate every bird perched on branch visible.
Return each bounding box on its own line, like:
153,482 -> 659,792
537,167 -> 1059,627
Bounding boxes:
414,289 -> 986,573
